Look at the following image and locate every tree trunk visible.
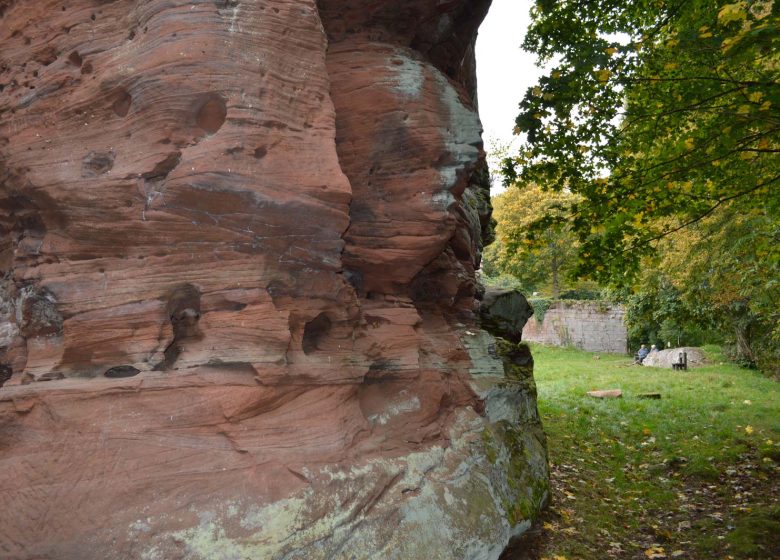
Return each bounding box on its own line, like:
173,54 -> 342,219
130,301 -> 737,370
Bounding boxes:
734,322 -> 755,365
551,252 -> 560,298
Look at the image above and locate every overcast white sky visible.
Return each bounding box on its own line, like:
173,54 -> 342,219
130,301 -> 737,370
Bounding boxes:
475,0 -> 539,163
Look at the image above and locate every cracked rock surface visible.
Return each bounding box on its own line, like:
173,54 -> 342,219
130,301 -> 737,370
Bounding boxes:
0,1 -> 547,558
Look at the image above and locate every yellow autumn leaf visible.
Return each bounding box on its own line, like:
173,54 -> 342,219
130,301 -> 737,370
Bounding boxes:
594,69 -> 612,83
665,62 -> 679,70
760,100 -> 772,111
748,91 -> 764,103
606,47 -> 618,56
552,70 -> 562,79
543,93 -> 555,100
684,138 -> 695,150
532,86 -> 543,97
643,427 -> 652,436
737,104 -> 751,114
533,113 -> 543,119
717,2 -> 747,25
645,546 -> 667,558
745,425 -> 754,435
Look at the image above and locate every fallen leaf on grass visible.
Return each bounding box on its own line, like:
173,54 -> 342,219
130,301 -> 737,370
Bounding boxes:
671,551 -> 685,558
744,425 -> 754,435
645,546 -> 667,558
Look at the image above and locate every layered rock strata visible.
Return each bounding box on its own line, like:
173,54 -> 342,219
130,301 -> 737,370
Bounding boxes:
0,1 -> 547,558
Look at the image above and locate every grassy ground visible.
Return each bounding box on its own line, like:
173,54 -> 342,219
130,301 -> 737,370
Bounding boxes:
506,344 -> 780,560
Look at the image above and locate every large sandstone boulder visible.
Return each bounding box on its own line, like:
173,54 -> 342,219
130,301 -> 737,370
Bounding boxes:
479,289 -> 534,343
0,1 -> 547,558
642,347 -> 707,369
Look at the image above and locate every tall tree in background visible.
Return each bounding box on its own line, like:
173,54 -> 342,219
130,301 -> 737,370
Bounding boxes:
483,184 -> 579,297
501,0 -> 779,369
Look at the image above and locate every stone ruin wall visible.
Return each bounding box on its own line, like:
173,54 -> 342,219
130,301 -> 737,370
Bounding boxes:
0,1 -> 547,558
522,301 -> 628,355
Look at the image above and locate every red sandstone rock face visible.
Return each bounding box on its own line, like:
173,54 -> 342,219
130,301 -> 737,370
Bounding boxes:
0,1 -> 546,558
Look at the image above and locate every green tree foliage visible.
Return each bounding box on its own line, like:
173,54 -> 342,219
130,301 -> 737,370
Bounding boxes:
483,184 -> 580,297
500,0 -> 779,370
619,200 -> 779,370
503,0 -> 779,282
655,202 -> 778,369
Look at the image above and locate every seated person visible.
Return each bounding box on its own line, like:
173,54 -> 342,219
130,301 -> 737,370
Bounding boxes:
635,344 -> 650,364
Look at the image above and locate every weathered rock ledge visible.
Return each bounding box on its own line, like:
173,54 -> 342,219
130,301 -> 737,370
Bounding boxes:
0,1 -> 547,558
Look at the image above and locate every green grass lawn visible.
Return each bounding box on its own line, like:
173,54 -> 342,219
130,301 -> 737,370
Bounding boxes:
520,344 -> 780,560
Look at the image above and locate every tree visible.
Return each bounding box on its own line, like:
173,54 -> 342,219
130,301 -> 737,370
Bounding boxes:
483,184 -> 580,297
499,0 -> 779,370
654,201 -> 779,369
502,0 -> 779,284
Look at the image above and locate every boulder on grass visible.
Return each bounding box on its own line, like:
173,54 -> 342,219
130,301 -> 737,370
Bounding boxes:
642,347 -> 706,369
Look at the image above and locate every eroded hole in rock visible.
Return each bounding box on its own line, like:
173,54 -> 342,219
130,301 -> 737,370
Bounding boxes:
253,146 -> 267,159
67,51 -> 82,67
364,314 -> 390,329
81,151 -> 114,177
196,95 -> 227,134
159,284 -> 202,369
19,286 -> 63,338
104,365 -> 140,378
110,88 -> 132,117
363,359 -> 399,384
302,312 -> 331,355
0,364 -> 12,388
142,151 -> 181,181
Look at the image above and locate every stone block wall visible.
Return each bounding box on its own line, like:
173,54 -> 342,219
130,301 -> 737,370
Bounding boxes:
522,301 -> 627,354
